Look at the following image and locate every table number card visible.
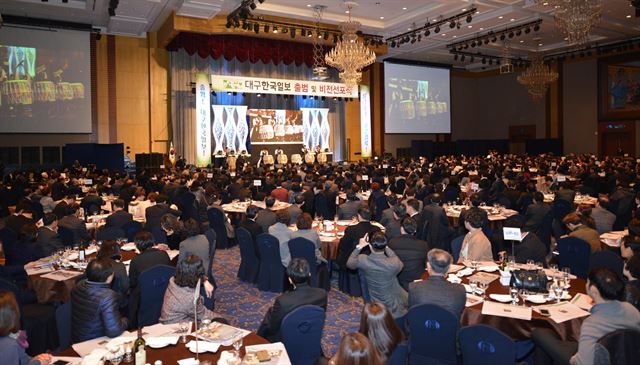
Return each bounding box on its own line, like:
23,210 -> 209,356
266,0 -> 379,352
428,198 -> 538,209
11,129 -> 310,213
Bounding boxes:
253,180 -> 262,186
362,175 -> 369,181
503,227 -> 522,241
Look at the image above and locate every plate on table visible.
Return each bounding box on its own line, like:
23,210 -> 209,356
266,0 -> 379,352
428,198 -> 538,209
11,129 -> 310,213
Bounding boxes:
525,295 -> 549,304
489,294 -> 512,303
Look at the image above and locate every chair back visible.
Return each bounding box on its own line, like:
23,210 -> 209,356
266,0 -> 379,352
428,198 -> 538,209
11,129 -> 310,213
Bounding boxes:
288,237 -> 319,286
557,237 -> 592,279
151,226 -> 167,244
57,226 -> 75,247
552,199 -> 573,220
256,233 -> 286,292
204,228 -> 217,285
357,269 -> 371,303
281,305 -> 326,365
138,265 -> 175,327
386,341 -> 409,365
55,301 -> 72,351
0,277 -> 23,304
122,221 -> 142,242
594,329 -> 640,365
407,303 -> 459,365
450,235 -> 465,262
373,195 -> 389,222
536,211 -> 554,253
459,325 -> 516,365
589,250 -> 624,280
96,227 -> 126,241
236,227 -> 259,283
207,208 -> 229,249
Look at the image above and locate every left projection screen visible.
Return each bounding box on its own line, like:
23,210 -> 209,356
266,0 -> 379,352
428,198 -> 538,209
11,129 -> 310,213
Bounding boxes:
0,27 -> 91,133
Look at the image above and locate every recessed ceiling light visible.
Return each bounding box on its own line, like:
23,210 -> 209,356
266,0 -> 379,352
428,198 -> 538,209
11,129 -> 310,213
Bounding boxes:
442,33 -> 446,36
306,4 -> 311,7
510,18 -> 515,22
475,11 -> 480,14
468,25 -> 472,28
402,7 -> 407,10
498,16 -> 503,19
380,16 -> 384,19
627,15 -> 632,19
538,43 -> 543,46
479,27 -> 484,30
407,28 -> 412,31
345,10 -> 349,14
520,40 -> 524,43
462,8 -> 467,11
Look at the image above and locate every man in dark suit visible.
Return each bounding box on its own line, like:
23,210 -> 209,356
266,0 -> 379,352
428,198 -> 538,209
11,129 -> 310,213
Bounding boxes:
300,183 -> 315,217
421,193 -> 453,251
257,258 -> 328,342
36,213 -> 63,256
105,199 -> 133,229
53,195 -> 76,220
5,204 -> 35,235
239,204 -> 264,247
255,197 -> 278,233
524,192 -> 552,233
80,188 -> 105,216
337,206 -> 378,269
389,217 -> 429,290
554,182 -> 576,205
408,248 -> 466,319
287,195 -> 304,225
145,195 -> 181,230
338,192 -> 362,220
384,204 -> 406,241
379,195 -> 398,227
405,198 -> 426,242
58,204 -> 90,244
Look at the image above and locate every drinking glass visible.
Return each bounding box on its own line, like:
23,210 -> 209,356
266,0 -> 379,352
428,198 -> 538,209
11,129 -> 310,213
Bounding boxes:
518,289 -> 528,306
469,279 -> 478,295
470,260 -> 478,271
562,267 -> 571,282
108,346 -> 123,365
478,281 -> 489,299
179,322 -> 190,343
510,287 -> 519,306
233,336 -> 243,352
553,284 -> 564,303
535,262 -> 544,271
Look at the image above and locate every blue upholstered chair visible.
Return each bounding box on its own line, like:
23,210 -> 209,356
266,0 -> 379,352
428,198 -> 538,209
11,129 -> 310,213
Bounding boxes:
281,305 -> 326,365
406,303 -> 459,365
137,265 -> 175,327
557,237 -> 592,279
256,233 -> 287,293
236,227 -> 259,283
207,208 -> 230,249
288,237 -> 329,290
459,325 -> 517,365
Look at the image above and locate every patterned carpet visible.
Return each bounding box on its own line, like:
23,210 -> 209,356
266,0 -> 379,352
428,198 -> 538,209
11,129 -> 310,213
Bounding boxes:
212,246 -> 363,356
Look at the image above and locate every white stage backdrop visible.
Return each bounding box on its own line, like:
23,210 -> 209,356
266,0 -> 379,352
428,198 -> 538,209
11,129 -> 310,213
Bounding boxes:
211,105 -> 249,154
300,108 -> 330,151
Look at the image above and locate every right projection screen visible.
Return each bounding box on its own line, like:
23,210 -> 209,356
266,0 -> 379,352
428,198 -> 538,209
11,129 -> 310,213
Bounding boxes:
384,61 -> 451,134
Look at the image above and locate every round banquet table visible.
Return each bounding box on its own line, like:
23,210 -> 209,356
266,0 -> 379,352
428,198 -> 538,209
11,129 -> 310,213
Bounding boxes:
56,332 -> 270,363
420,270 -> 587,342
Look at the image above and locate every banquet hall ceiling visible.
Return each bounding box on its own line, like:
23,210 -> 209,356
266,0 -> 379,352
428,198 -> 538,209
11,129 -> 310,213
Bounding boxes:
1,0 -> 639,68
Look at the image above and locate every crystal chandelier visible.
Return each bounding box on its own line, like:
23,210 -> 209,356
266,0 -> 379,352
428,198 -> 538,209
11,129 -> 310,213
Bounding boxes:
517,53 -> 558,100
540,0 -> 603,46
499,42 -> 514,75
325,2 -> 376,86
311,5 -> 329,81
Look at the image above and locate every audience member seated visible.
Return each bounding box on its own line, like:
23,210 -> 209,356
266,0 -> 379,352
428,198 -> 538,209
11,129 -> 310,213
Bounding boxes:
328,332 -> 383,365
623,254 -> 640,310
388,217 -> 429,290
96,240 -> 130,309
257,258 -> 327,342
105,199 -> 133,229
384,204 -> 406,241
524,192 -> 551,233
337,206 -> 376,269
239,205 -> 263,245
358,302 -> 405,363
71,259 -> 128,343
408,249 -> 466,319
159,254 -> 219,324
35,213 -> 63,257
502,217 -> 547,265
621,235 -> 640,260
145,194 -> 181,231
80,188 -> 104,216
532,268 -> 640,365
58,204 -> 90,245
347,232 -> 407,318
268,210 -> 293,267
256,197 -> 278,233
287,195 -> 304,225
563,212 -> 602,253
5,224 -> 43,266
290,213 -> 327,266
53,195 -> 75,220
379,195 -> 398,227
129,191 -> 156,222
338,192 -> 363,220
5,204 -> 35,236
0,291 -> 52,365
160,213 -> 185,250
178,218 -> 210,276
458,209 -> 493,263
128,231 -> 171,289
590,196 -> 616,234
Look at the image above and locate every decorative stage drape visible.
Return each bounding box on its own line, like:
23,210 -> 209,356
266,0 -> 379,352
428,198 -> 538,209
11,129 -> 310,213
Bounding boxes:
170,47 -> 346,164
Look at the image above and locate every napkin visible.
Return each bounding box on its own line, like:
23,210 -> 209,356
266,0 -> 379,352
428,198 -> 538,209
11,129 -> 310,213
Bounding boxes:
186,340 -> 220,353
81,349 -> 108,365
447,274 -> 462,284
478,264 -> 499,272
482,301 -> 532,320
465,294 -> 484,307
456,268 -> 474,277
489,294 -> 512,303
178,358 -> 201,365
217,350 -> 239,365
525,294 -> 548,304
121,243 -> 137,251
146,336 -> 179,348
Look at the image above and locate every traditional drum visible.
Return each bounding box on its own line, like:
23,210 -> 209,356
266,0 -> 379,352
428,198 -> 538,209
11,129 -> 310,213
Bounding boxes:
416,100 -> 428,118
274,124 -> 286,137
399,100 -> 415,120
317,152 -> 327,163
227,155 -> 237,170
437,101 -> 447,113
56,82 -> 73,101
34,81 -> 56,102
427,100 -> 438,115
263,154 -> 274,165
2,80 -> 33,105
277,153 -> 288,165
70,83 -> 85,99
304,152 -> 316,164
291,154 -> 302,164
259,124 -> 275,140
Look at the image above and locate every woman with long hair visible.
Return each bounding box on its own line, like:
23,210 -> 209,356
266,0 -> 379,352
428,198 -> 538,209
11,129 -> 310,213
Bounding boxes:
329,332 -> 383,365
358,302 -> 405,362
0,291 -> 52,364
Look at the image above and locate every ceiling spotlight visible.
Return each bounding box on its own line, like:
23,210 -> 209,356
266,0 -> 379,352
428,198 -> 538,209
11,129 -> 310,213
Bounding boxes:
516,29 -> 522,36
254,23 -> 259,33
491,37 -> 497,43
424,29 -> 430,36
323,31 -> 329,40
489,59 -> 493,65
457,22 -> 461,29
301,29 -> 306,37
525,27 -> 531,34
434,25 -> 440,33
508,31 -> 514,38
290,27 -> 296,38
333,34 -> 339,43
250,2 -> 257,10
533,24 -> 540,32
454,54 -> 459,61
226,21 -> 232,28
450,20 -> 456,29
273,26 -> 278,33
410,37 -> 416,44
471,42 -> 476,47
482,58 -> 487,64
466,14 -> 473,23
461,55 -> 466,61
500,34 -> 506,41
264,24 -> 270,33
282,27 -> 288,34
391,40 -> 397,48
470,56 -> 475,62
484,39 -> 490,45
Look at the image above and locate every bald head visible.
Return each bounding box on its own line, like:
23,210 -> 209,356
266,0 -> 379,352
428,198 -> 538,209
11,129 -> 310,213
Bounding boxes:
427,248 -> 452,276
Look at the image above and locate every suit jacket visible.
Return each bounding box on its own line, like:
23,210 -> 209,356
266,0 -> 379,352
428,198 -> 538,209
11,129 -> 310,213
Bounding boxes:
512,232 -> 547,265
81,195 -> 105,215
258,283 -> 328,342
388,234 -> 429,290
105,210 -> 133,229
36,226 -> 63,256
287,204 -> 302,225
569,226 -> 602,253
458,229 -> 493,263
422,204 -> 451,250
524,202 -> 552,233
145,203 -> 181,230
58,215 -> 90,244
408,275 -> 466,319
591,206 -> 616,234
338,200 -> 362,220
128,248 -> 171,288
301,189 -> 315,216
179,235 -> 211,275
53,201 -> 69,220
337,221 -> 376,268
384,219 -> 402,241
4,214 -> 34,235
255,209 -> 278,233
379,207 -> 395,227
555,189 -> 576,204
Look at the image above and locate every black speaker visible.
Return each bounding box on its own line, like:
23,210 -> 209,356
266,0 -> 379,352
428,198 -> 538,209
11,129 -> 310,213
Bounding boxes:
136,153 -> 164,175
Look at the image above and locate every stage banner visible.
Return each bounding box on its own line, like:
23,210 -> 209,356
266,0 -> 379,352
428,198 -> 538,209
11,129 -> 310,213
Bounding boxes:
210,75 -> 359,98
300,108 -> 330,150
360,85 -> 372,158
195,73 -> 211,167
211,105 -> 249,154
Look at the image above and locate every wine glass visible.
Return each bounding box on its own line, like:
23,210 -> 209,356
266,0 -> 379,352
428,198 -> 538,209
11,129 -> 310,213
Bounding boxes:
179,322 -> 190,343
469,279 -> 478,295
526,260 -> 535,270
108,345 -> 123,365
233,336 -> 243,353
470,260 -> 478,271
553,284 -> 564,303
550,264 -> 558,273
510,287 -> 519,306
518,289 -> 528,306
478,281 -> 489,299
562,267 -> 571,282
535,262 -> 544,271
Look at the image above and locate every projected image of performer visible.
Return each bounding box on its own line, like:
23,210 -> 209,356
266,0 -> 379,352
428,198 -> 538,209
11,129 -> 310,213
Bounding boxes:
7,46 -> 36,80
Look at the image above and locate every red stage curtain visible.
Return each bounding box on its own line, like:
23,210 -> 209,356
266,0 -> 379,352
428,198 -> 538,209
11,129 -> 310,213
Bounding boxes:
167,33 -> 319,68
